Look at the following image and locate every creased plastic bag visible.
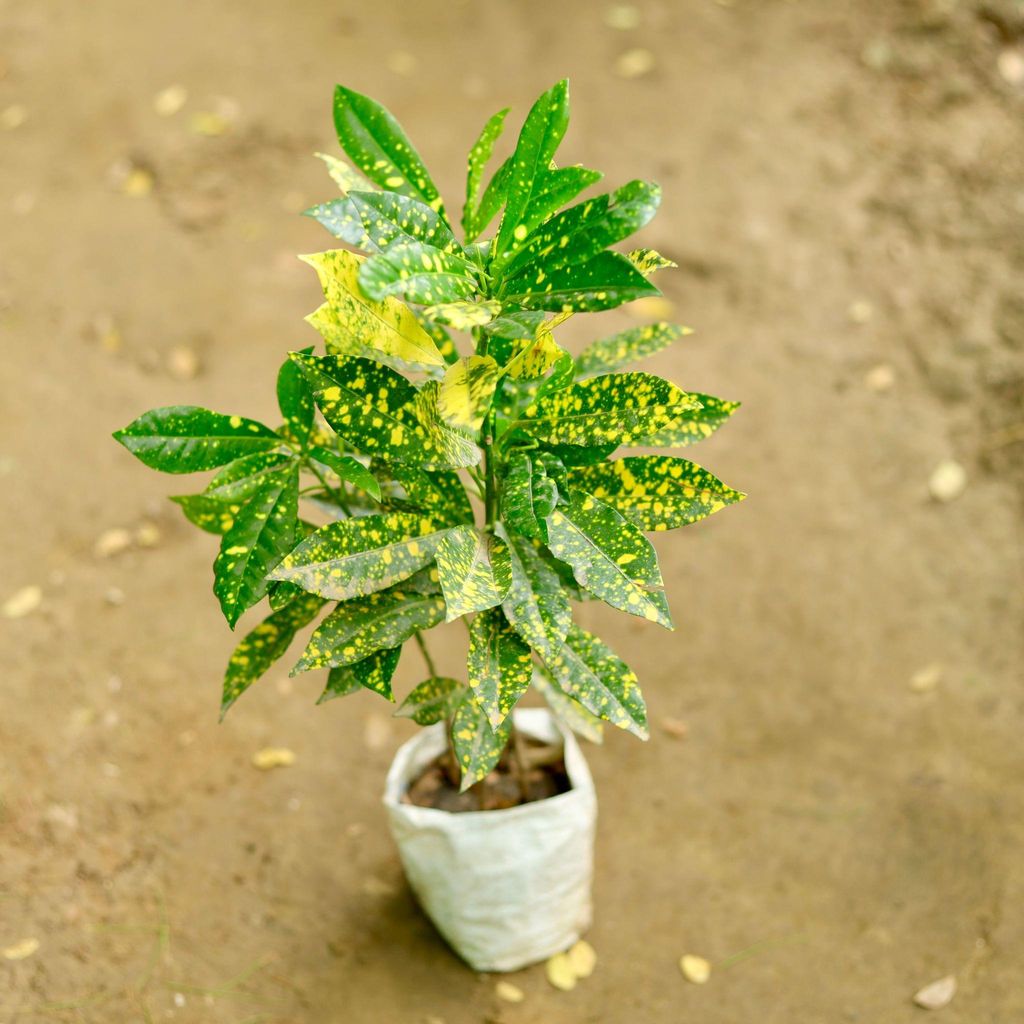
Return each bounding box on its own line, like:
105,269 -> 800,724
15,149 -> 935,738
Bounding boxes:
383,707 -> 597,972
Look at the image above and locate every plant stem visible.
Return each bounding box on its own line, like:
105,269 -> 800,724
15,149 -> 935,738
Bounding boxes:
482,409 -> 498,530
414,632 -> 460,787
509,719 -> 530,803
306,461 -> 352,516
412,631 -> 437,677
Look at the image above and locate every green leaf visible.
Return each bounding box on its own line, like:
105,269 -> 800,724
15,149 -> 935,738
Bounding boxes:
170,493 -> 244,535
396,676 -> 465,725
566,456 -> 745,531
633,393 -> 741,448
268,512 -> 446,601
333,84 -> 445,217
303,198 -> 369,248
435,525 -> 512,621
293,588 -> 446,673
517,372 -> 700,447
357,240 -> 477,306
499,527 -> 571,660
374,462 -> 473,526
301,250 -> 445,370
204,451 -> 296,499
500,452 -> 559,540
267,578 -> 304,611
501,311 -> 572,381
575,322 -> 692,377
414,309 -> 460,365
113,407 -> 280,474
466,155 -> 512,242
213,465 -> 299,628
316,150 -> 376,194
492,80 -> 571,270
348,190 -> 459,253
544,489 -> 671,628
411,381 -> 482,469
504,250 -> 659,313
463,106 -> 510,238
277,350 -> 315,445
437,355 -> 501,434
452,691 -> 512,791
532,664 -> 604,744
541,625 -> 648,739
308,446 -> 381,501
422,299 -> 501,330
318,646 -> 402,703
467,606 -> 533,728
627,247 -> 676,276
502,179 -> 661,279
221,591 -> 324,716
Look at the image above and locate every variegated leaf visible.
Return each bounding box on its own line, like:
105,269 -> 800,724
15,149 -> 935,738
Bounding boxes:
503,250 -> 659,313
205,451 -> 296,500
499,527 -> 571,660
213,465 -> 299,628
307,446 -> 381,501
544,489 -> 672,628
500,452 -> 559,540
463,106 -> 510,239
276,350 -> 315,445
437,355 -> 501,434
627,247 -> 677,276
452,692 -> 512,791
293,588 -> 446,673
414,309 -> 460,365
518,372 -> 700,447
396,676 -> 465,725
634,393 -> 741,448
315,151 -> 376,194
532,664 -> 604,744
467,606 -> 533,727
575,322 -> 692,377
541,625 -> 648,739
301,250 -> 445,369
435,525 -> 512,621
348,190 -> 459,253
318,646 -> 402,703
171,493 -> 243,535
503,311 -> 573,381
567,456 -> 745,531
358,240 -> 478,306
333,85 -> 446,217
113,407 -> 280,474
304,198 -> 369,248
466,154 -> 512,243
411,381 -> 482,469
268,512 -> 446,601
373,461 -> 473,526
221,591 -> 325,716
422,300 -> 501,329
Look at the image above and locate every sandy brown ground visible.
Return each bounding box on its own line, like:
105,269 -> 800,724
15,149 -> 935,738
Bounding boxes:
2,1 -> 1023,1021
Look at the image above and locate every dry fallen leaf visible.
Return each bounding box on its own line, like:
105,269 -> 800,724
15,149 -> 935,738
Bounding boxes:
94,527 -> 133,558
154,84 -> 188,116
546,951 -> 577,991
495,980 -> 525,1003
865,363 -> 895,393
928,460 -> 967,503
167,345 -> 200,381
122,167 -> 154,197
615,48 -> 655,79
2,937 -> 40,960
3,585 -> 42,619
679,954 -> 711,984
252,747 -> 296,770
661,717 -> 689,740
909,663 -> 942,693
190,111 -> 230,136
135,521 -> 162,547
913,974 -> 956,1010
567,939 -> 597,978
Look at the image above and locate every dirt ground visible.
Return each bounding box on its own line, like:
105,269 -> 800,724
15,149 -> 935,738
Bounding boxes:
2,0 -> 1023,1020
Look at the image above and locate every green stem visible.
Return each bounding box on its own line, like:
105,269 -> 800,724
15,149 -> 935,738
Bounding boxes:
413,631 -> 438,677
306,460 -> 352,516
482,409 -> 498,530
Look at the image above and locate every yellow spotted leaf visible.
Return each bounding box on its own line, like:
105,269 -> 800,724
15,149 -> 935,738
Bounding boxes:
437,355 -> 501,433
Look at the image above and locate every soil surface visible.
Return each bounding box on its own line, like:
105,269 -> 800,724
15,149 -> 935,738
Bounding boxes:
2,1 -> 1023,1022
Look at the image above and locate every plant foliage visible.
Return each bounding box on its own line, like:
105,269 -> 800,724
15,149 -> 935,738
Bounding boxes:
115,80 -> 744,791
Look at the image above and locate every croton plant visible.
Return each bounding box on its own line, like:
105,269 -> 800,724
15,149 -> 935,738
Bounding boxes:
114,80 -> 744,790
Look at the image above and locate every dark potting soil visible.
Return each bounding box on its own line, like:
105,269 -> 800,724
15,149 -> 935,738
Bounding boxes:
404,735 -> 571,812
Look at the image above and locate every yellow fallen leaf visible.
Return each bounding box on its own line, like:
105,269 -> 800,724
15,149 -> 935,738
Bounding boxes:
252,747 -> 296,770
909,663 -> 942,693
495,980 -> 524,1003
567,939 -> 596,978
122,168 -> 154,197
679,953 -> 711,984
3,585 -> 42,619
94,527 -> 133,558
190,111 -> 229,136
545,952 -> 577,991
2,937 -> 40,960
153,84 -> 187,117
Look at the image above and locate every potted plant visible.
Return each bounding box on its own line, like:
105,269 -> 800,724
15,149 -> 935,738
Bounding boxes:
114,79 -> 744,973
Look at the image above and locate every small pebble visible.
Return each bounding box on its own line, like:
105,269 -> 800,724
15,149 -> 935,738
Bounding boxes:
913,975 -> 956,1010
495,980 -> 525,1003
679,953 -> 711,984
909,663 -> 942,693
94,527 -> 133,558
121,167 -> 154,197
2,937 -> 40,960
252,747 -> 296,770
865,363 -> 895,392
604,4 -> 640,30
154,84 -> 188,116
614,48 -> 655,79
190,111 -> 230,136
166,345 -> 200,380
567,939 -> 597,978
847,299 -> 874,324
173,992 -> 187,1008
997,49 -> 1024,86
928,460 -> 967,503
545,951 -> 577,991
3,585 -> 42,619
661,717 -> 689,739
0,103 -> 27,130
104,586 -> 126,606
134,521 -> 162,547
